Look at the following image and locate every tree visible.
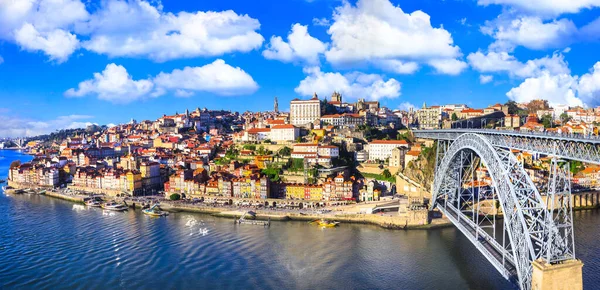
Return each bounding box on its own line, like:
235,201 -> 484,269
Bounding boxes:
560,112 -> 571,124
382,169 -> 392,179
540,114 -> 553,128
505,100 -> 520,115
169,193 -> 181,201
295,137 -> 303,143
279,146 -> 292,156
243,144 -> 256,151
451,113 -> 458,121
9,160 -> 21,168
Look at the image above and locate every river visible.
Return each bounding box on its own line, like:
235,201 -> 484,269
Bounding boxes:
0,150 -> 598,289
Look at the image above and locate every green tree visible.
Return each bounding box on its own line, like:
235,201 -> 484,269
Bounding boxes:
279,146 -> 292,156
382,169 -> 392,179
295,137 -> 303,143
560,112 -> 571,124
169,193 -> 181,201
451,113 -> 458,121
243,144 -> 256,151
540,114 -> 553,128
505,100 -> 520,115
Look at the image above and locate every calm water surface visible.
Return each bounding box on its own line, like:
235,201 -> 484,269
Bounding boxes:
0,150 -> 598,289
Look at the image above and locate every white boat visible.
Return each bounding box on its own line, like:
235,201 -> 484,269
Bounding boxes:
102,201 -> 128,211
85,199 -> 102,207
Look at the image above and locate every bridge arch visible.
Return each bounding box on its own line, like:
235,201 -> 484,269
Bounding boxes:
432,133 -> 574,290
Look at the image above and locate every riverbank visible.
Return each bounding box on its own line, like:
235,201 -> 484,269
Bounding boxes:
8,187 -> 451,230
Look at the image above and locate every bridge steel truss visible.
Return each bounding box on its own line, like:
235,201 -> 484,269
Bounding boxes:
432,133 -> 575,290
416,129 -> 600,165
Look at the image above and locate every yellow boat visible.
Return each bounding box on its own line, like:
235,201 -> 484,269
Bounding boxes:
143,204 -> 168,217
310,219 -> 340,228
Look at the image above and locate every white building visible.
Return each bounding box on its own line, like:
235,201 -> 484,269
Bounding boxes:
291,143 -> 339,159
270,124 -> 299,142
367,140 -> 410,161
242,128 -> 271,142
290,94 -> 321,126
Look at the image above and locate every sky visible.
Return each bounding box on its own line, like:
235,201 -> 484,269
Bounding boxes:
0,0 -> 599,137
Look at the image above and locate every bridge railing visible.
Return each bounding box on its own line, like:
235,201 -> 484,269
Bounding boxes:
414,128 -> 600,143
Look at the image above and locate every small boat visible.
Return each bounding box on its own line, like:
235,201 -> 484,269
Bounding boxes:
0,179 -> 6,184
102,201 -> 128,211
85,199 -> 102,207
143,204 -> 168,217
37,190 -> 46,195
310,219 -> 340,228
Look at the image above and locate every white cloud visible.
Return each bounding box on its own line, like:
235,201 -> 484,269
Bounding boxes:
506,72 -> 582,107
374,59 -> 420,74
480,75 -> 493,84
428,59 -> 468,75
295,67 -> 401,101
312,17 -> 330,27
482,16 -> 577,51
79,1 -> 263,62
154,59 -> 259,96
467,51 -> 570,79
0,0 -> 264,62
398,102 -> 416,111
0,114 -> 94,138
65,63 -> 154,103
578,62 -> 600,106
262,24 -> 328,65
477,0 -> 600,16
324,0 -> 465,75
14,23 -> 79,63
66,59 -> 258,103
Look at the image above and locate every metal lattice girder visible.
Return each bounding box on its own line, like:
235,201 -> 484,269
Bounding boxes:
431,133 -> 574,290
415,129 -> 600,165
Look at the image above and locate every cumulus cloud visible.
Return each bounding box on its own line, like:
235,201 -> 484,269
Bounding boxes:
153,59 -> 259,96
507,61 -> 600,108
467,51 -> 570,79
0,114 -> 95,138
78,2 -> 264,62
428,59 -> 469,75
506,72 -> 582,107
480,75 -> 493,84
312,17 -> 330,27
65,63 -> 154,103
324,0 -> 465,75
65,59 -> 258,103
0,0 -> 263,62
578,62 -> 600,106
477,0 -> 600,16
295,67 -> 401,101
263,24 -> 328,65
482,16 -> 577,51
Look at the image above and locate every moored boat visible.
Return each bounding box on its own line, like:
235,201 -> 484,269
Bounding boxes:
142,204 -> 168,217
310,219 -> 340,228
102,201 -> 128,211
85,199 -> 102,207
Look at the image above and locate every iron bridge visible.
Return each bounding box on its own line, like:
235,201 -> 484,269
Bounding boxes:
414,130 -> 577,290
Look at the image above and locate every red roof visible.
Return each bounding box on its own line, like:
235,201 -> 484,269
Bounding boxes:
247,128 -> 271,133
271,124 -> 296,129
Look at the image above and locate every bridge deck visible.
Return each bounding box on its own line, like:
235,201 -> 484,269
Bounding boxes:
438,200 -> 518,281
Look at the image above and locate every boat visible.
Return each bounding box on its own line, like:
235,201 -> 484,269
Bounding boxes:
102,201 -> 128,211
310,219 -> 340,228
143,204 -> 169,217
0,179 -> 6,184
85,199 -> 102,207
37,190 -> 46,195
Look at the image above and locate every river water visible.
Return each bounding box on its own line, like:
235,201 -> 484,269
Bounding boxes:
0,150 -> 598,289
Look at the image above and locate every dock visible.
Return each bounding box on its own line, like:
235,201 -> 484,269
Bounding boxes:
235,211 -> 270,226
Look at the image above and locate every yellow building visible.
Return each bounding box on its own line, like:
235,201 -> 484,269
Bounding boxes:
308,185 -> 323,201
125,170 -> 142,193
286,184 -> 305,200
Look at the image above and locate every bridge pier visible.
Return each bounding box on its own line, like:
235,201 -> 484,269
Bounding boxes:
531,259 -> 583,290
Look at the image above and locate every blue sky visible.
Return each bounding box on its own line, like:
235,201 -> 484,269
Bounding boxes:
0,0 -> 599,137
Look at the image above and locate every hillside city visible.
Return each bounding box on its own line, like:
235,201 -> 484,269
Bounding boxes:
5,93 -> 600,225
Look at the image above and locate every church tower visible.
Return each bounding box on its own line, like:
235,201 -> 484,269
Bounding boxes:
274,96 -> 279,113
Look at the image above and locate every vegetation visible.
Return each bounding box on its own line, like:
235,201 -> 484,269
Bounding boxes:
451,113 -> 458,121
242,144 -> 256,151
540,114 -> 554,128
381,169 -> 392,179
169,193 -> 181,201
262,165 -> 281,182
570,161 -> 584,175
279,146 -> 292,156
361,172 -> 396,183
560,112 -> 571,124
